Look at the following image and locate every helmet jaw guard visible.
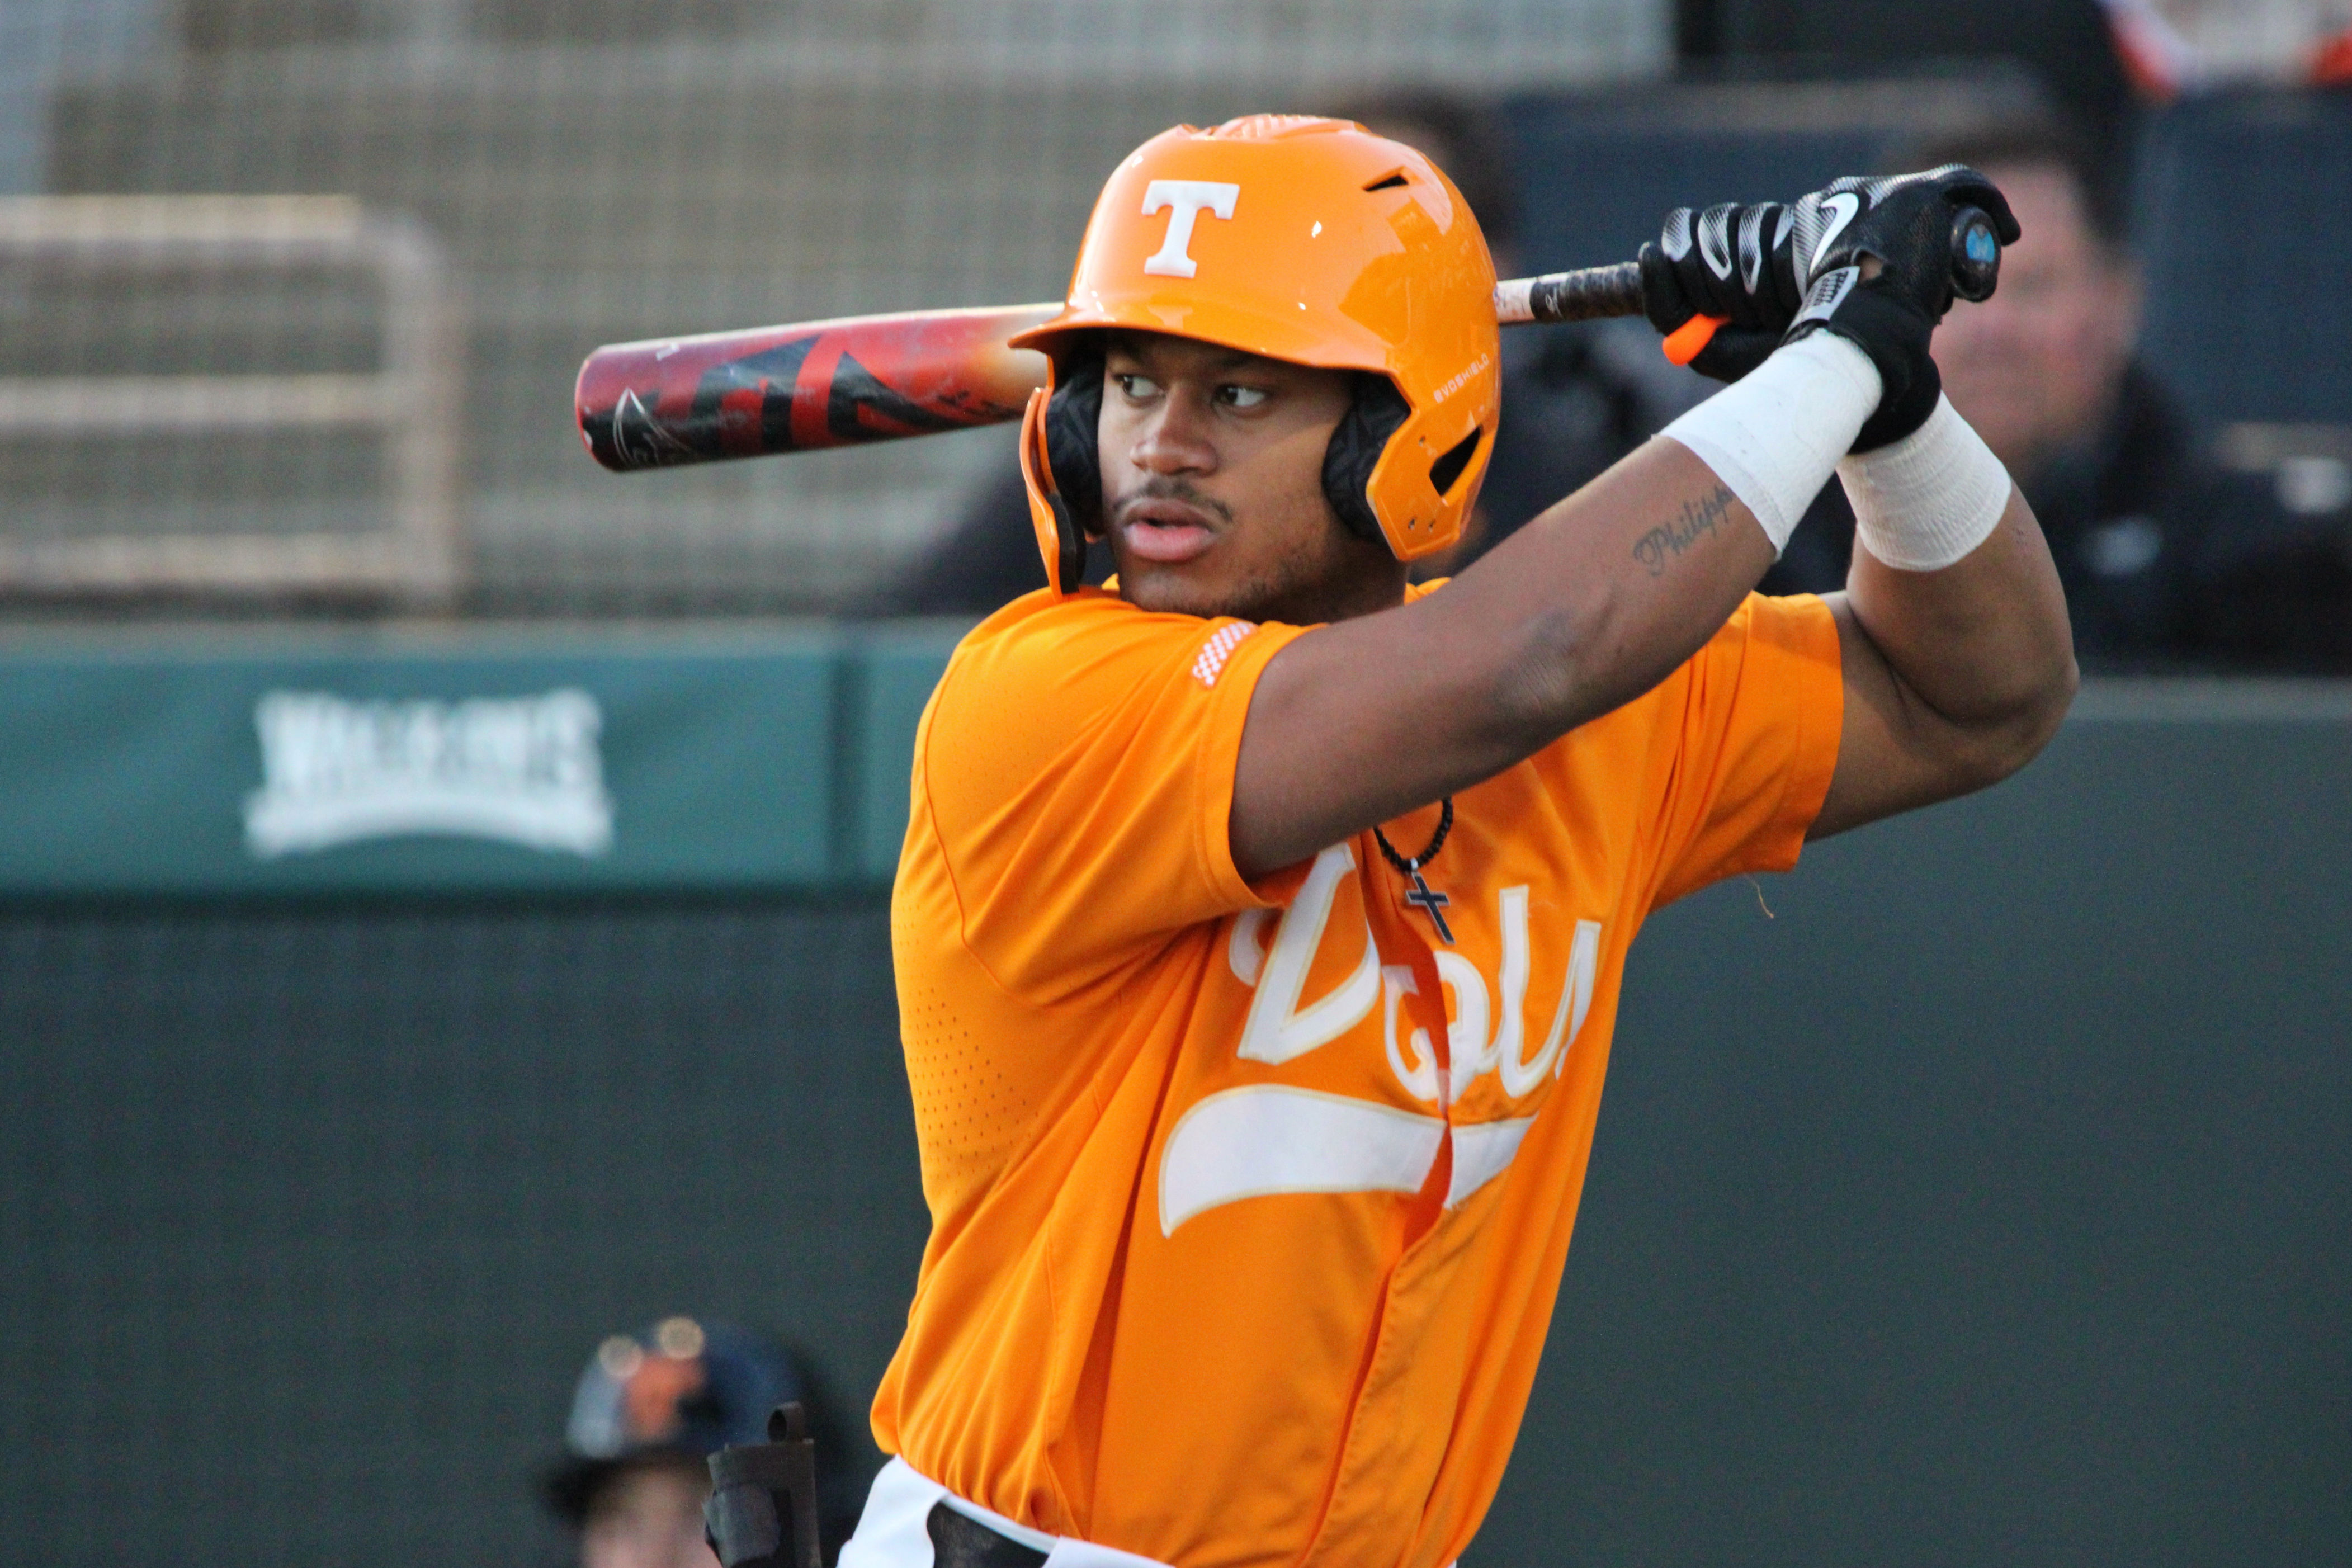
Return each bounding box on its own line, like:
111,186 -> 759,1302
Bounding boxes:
1014,115 -> 1501,591
1018,353 -> 1106,596
1018,388 -> 1084,597
1362,388 -> 1493,557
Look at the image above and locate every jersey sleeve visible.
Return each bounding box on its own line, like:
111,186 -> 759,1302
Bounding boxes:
1640,592 -> 1845,909
914,593 -> 1312,999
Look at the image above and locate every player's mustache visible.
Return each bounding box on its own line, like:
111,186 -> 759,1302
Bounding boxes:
1107,477 -> 1234,529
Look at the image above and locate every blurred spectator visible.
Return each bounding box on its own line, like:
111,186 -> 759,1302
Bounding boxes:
879,94 -> 1693,615
545,1316 -> 857,1568
2100,0 -> 2352,101
1678,0 -> 2140,183
1764,114 -> 2346,669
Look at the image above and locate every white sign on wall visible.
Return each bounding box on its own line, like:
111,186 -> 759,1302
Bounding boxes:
244,689 -> 615,858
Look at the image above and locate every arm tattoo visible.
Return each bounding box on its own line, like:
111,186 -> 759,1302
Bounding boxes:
1632,484 -> 1737,577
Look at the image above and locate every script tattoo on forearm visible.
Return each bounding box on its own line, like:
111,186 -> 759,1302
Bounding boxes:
1632,484 -> 1737,577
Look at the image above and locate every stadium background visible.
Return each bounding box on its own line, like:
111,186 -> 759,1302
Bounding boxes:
1,1 -> 2346,1564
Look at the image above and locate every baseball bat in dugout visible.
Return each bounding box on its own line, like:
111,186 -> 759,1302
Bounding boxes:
573,267 -> 1662,475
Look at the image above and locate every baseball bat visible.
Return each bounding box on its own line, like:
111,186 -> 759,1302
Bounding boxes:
578,207 -> 2001,474
576,302 -> 1064,473
574,266 -> 1653,475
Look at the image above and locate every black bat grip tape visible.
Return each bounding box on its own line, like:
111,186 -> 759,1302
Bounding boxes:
1522,262 -> 1645,324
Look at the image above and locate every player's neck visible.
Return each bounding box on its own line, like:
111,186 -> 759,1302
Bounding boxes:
1114,556 -> 1406,625
1302,565 -> 1412,625
1203,569 -> 1405,627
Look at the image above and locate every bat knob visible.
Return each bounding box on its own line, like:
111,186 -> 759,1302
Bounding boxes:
1661,312 -> 1726,366
1949,206 -> 2002,304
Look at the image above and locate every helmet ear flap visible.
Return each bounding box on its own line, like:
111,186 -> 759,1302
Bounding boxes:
1018,389 -> 1085,596
1320,376 -> 1411,546
1019,353 -> 1106,596
1043,353 -> 1106,534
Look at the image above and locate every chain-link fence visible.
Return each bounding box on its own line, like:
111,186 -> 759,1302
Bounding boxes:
0,0 -> 1665,616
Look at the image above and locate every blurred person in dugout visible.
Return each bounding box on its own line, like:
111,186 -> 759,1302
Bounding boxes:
543,1316 -> 860,1568
880,93 -> 1691,613
1764,114 -> 2347,667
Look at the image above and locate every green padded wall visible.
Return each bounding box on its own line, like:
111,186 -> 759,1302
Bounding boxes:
2,679 -> 2345,1567
1485,704 -> 2352,1566
0,900 -> 924,1568
0,624 -> 972,897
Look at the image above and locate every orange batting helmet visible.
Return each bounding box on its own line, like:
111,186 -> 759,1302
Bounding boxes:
1011,115 -> 1503,593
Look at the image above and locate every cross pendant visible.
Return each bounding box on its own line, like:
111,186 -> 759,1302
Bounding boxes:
1403,868 -> 1454,944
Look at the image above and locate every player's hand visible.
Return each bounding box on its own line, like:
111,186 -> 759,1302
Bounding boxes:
1779,166 -> 2022,450
1637,201 -> 1803,383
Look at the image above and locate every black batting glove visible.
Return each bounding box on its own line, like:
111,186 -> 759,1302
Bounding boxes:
1778,166 -> 2022,450
1637,201 -> 1804,382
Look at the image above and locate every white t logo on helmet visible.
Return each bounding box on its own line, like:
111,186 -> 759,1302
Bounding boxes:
1141,180 -> 1240,278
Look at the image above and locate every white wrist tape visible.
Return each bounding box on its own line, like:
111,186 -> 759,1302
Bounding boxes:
1660,332 -> 1881,555
1837,393 -> 2012,571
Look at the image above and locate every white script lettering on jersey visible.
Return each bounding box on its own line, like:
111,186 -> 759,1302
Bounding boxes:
1384,888 -> 1602,1108
1232,843 -> 1381,1066
1161,843 -> 1603,1234
1140,180 -> 1240,278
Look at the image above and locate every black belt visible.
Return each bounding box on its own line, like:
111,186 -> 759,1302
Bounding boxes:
927,1500 -> 1050,1568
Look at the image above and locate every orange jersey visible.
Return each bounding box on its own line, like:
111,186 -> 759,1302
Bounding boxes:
873,582 -> 1844,1568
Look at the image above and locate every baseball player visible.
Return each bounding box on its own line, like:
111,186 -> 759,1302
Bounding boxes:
842,115 -> 2074,1568
550,1317 -> 856,1568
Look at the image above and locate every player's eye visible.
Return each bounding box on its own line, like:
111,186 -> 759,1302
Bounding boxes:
1217,385 -> 1270,410
1111,372 -> 1161,402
